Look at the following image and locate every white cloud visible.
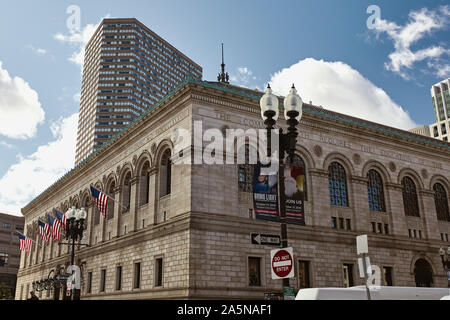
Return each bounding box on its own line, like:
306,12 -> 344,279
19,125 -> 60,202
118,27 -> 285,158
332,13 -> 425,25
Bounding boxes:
0,61 -> 45,139
0,141 -> 14,149
0,113 -> 78,215
269,58 -> 417,130
230,66 -> 259,89
73,92 -> 81,102
371,6 -> 450,79
26,45 -> 48,55
54,16 -> 109,69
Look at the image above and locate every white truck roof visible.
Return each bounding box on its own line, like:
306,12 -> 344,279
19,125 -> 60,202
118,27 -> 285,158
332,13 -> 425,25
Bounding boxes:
295,286 -> 450,300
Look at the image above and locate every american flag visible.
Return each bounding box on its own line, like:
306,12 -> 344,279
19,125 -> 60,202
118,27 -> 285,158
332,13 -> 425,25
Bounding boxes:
55,209 -> 66,230
18,233 -> 32,252
90,185 -> 109,218
37,220 -> 50,243
48,214 -> 61,241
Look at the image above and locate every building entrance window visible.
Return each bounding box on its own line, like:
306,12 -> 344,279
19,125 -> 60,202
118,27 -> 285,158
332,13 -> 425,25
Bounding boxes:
414,259 -> 433,287
342,263 -> 354,287
298,260 -> 311,289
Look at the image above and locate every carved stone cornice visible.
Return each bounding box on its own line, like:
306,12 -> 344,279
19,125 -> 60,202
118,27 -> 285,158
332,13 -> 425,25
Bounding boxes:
385,182 -> 403,191
309,168 -> 328,177
349,175 -> 369,184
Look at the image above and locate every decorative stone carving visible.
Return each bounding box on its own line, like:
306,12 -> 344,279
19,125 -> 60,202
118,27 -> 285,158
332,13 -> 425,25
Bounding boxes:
313,145 -> 323,157
421,169 -> 428,179
116,165 -> 121,175
388,161 -> 396,172
352,153 -> 362,165
132,155 -> 138,166
151,142 -> 157,154
171,128 -> 179,144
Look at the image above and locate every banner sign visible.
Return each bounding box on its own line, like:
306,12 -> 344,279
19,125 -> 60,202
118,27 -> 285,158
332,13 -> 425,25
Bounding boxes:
252,162 -> 279,222
252,161 -> 306,225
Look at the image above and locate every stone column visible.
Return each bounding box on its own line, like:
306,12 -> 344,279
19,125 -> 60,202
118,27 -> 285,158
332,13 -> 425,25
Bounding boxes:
309,169 -> 331,227
99,204 -> 106,243
86,204 -> 93,246
129,176 -> 139,232
386,183 -> 408,237
350,175 -> 370,232
113,186 -> 121,238
149,167 -> 157,226
419,189 -> 441,240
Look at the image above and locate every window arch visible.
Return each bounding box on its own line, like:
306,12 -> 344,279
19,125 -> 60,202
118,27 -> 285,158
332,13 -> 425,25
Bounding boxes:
159,149 -> 172,197
328,162 -> 348,207
433,183 -> 450,221
138,161 -> 151,206
367,169 -> 386,212
121,171 -> 131,213
401,177 -> 420,217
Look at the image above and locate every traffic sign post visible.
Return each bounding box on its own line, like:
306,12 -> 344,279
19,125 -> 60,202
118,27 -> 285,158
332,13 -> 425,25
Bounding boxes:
251,233 -> 281,246
271,247 -> 295,280
356,235 -> 371,300
283,286 -> 296,300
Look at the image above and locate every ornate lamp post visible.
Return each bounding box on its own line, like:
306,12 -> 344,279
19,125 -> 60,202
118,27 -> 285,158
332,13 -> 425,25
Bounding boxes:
59,206 -> 88,300
439,246 -> 450,287
259,84 -> 303,297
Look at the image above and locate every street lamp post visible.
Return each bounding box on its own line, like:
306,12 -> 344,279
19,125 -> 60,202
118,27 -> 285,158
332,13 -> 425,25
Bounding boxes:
60,206 -> 87,300
260,84 -> 303,296
439,246 -> 450,287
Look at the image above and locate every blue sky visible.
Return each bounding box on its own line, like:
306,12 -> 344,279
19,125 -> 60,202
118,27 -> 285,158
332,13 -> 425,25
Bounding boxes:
0,0 -> 449,215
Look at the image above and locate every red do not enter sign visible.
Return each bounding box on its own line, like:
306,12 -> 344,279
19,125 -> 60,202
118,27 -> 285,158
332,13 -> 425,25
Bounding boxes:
271,247 -> 294,279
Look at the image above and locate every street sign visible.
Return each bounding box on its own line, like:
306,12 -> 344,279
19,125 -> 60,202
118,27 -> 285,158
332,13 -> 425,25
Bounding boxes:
55,274 -> 70,281
358,256 -> 372,278
251,233 -> 281,246
66,278 -> 72,297
356,234 -> 369,254
271,247 -> 294,279
283,286 -> 296,300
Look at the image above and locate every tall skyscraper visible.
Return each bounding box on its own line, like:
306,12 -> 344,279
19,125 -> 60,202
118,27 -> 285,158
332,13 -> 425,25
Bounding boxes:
75,18 -> 202,165
429,78 -> 450,142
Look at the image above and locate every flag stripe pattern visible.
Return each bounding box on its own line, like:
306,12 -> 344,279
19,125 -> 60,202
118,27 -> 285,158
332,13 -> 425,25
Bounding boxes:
48,214 -> 61,241
90,185 -> 109,218
55,209 -> 66,230
18,234 -> 32,252
37,220 -> 50,242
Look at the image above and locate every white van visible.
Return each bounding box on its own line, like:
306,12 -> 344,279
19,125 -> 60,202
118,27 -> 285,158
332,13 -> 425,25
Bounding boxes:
295,286 -> 450,300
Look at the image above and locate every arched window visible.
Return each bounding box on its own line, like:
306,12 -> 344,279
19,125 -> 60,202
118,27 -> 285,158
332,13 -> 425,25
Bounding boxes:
139,161 -> 151,206
401,177 -> 420,217
122,172 -> 131,213
367,169 -> 386,212
433,183 -> 450,221
328,162 -> 348,207
107,181 -> 116,219
238,144 -> 256,193
160,149 -> 172,197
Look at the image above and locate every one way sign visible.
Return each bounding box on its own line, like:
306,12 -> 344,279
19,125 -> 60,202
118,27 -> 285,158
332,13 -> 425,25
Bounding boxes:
251,233 -> 281,246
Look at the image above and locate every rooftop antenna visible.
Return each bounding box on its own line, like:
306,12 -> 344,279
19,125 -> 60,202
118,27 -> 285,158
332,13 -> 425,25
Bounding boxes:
217,43 -> 229,83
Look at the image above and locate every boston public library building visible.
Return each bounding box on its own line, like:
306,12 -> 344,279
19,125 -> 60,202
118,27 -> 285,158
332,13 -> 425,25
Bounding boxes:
16,77 -> 450,300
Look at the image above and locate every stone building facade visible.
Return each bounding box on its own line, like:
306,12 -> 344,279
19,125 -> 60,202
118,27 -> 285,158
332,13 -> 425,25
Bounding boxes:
15,78 -> 450,299
0,213 -> 24,299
